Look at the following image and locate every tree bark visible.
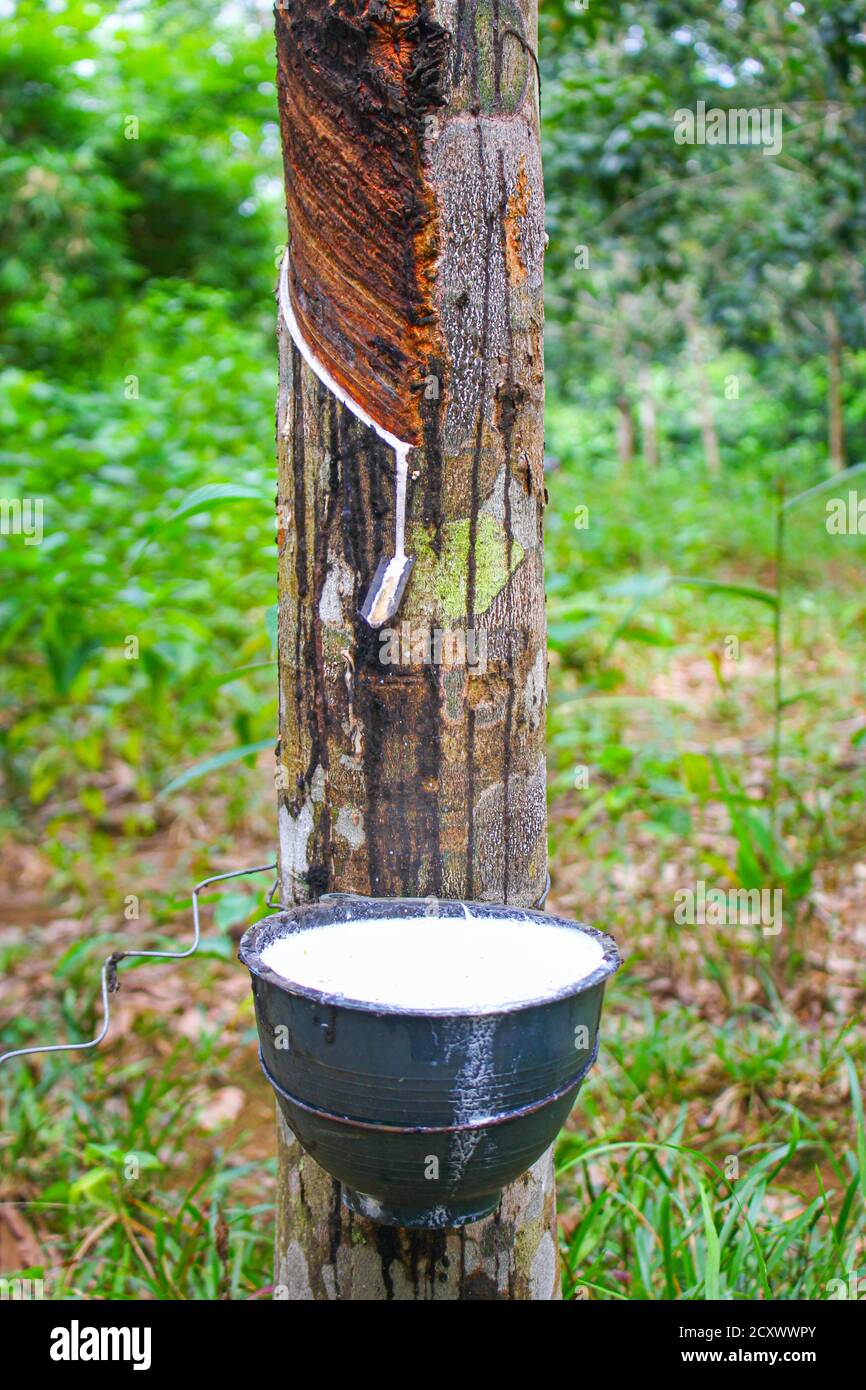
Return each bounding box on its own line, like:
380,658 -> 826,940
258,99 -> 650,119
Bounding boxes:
272,0 -> 557,1300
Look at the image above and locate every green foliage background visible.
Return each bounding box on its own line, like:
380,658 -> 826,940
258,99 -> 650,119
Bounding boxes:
1,0 -> 864,1302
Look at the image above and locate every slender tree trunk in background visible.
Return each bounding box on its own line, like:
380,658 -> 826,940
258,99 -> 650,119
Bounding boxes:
689,321 -> 721,478
612,299 -> 634,466
272,1 -> 558,1300
637,360 -> 657,469
824,305 -> 845,470
615,394 -> 635,465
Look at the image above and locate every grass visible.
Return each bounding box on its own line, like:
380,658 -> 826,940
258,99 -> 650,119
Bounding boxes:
5,1038 -> 274,1300
544,412 -> 866,1299
556,1020 -> 866,1300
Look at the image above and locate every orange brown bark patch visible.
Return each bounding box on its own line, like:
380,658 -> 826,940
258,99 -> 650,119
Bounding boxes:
275,1 -> 449,446
503,154 -> 531,287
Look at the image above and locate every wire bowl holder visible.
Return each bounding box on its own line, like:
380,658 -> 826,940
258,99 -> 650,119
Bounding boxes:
0,861 -> 278,1069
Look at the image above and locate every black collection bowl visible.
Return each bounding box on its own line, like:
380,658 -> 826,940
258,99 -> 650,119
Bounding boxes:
239,895 -> 621,1229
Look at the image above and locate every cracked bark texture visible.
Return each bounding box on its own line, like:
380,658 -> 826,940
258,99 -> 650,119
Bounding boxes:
273,0 -> 557,1300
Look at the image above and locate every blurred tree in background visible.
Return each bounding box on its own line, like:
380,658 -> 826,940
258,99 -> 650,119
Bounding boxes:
541,0 -> 866,471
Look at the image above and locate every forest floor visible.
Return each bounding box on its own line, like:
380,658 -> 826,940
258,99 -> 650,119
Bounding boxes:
2,461 -> 864,1299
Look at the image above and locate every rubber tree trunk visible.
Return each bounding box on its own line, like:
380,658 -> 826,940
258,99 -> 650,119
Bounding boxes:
271,1 -> 558,1300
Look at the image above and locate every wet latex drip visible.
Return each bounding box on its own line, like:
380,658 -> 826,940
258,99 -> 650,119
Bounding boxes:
278,252 -> 413,628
